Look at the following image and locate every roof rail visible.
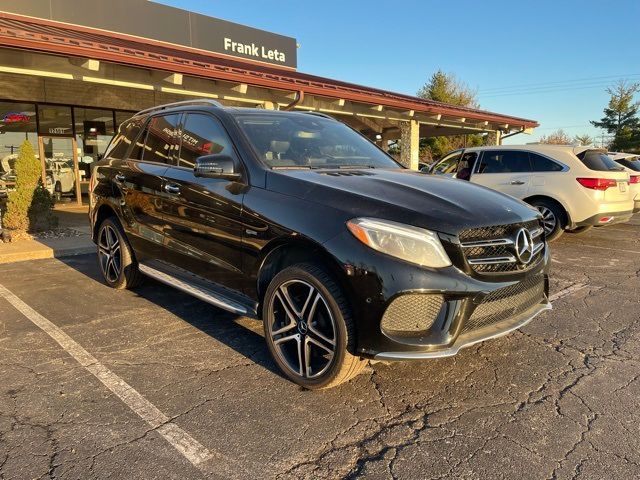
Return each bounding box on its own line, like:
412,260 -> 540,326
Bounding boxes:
135,99 -> 223,116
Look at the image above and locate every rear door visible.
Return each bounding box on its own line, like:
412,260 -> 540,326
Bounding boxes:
118,113 -> 181,260
470,150 -> 532,199
161,112 -> 246,290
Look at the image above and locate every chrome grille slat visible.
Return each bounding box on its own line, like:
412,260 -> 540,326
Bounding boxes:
467,256 -> 516,265
461,238 -> 514,248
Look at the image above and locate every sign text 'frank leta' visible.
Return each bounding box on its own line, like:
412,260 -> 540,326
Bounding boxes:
224,38 -> 286,64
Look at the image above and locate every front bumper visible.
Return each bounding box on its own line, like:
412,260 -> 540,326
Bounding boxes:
575,209 -> 634,227
374,300 -> 551,360
323,229 -> 551,360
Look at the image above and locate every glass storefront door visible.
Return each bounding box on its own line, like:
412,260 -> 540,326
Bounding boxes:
37,136 -> 82,205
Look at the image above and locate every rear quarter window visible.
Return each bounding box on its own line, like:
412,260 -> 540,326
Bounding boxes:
577,150 -> 624,172
529,153 -> 564,172
105,118 -> 143,160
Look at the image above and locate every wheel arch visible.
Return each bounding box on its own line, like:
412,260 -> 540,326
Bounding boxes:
92,202 -> 120,241
523,194 -> 571,228
255,236 -> 353,316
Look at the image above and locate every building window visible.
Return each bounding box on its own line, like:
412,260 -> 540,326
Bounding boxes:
37,105 -> 73,136
0,102 -> 38,193
74,107 -> 115,180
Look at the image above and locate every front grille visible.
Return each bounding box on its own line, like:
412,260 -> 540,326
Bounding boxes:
459,220 -> 544,274
381,294 -> 443,338
462,274 -> 545,334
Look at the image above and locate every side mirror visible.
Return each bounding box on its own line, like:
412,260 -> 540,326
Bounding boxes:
194,154 -> 241,180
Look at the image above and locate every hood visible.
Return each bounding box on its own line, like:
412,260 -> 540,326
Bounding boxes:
266,168 -> 540,235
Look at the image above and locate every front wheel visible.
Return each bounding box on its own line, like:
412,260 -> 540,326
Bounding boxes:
263,263 -> 367,389
530,200 -> 565,242
97,217 -> 143,290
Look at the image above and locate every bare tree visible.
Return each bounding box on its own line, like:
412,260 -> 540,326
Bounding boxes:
539,129 -> 573,145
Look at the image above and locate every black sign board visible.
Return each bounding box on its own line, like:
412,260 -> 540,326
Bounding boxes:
0,0 -> 298,68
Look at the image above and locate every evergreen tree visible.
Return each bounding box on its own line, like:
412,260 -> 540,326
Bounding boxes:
591,81 -> 640,151
416,70 -> 482,161
3,140 -> 57,234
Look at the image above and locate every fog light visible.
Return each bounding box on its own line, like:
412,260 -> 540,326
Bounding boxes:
599,216 -> 614,223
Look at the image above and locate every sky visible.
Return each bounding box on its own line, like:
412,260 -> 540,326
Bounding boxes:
158,0 -> 640,145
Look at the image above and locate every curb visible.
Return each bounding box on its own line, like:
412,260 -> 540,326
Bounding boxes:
0,244 -> 95,264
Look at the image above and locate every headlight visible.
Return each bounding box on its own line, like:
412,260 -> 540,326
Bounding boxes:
346,217 -> 452,268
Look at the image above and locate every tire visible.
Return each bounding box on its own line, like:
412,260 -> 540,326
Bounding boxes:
96,217 -> 143,290
566,226 -> 593,235
530,199 -> 565,242
263,263 -> 367,389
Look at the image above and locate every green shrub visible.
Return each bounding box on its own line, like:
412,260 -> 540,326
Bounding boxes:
3,140 -> 57,233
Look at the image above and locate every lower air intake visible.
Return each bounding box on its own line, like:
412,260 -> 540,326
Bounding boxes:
381,294 -> 444,338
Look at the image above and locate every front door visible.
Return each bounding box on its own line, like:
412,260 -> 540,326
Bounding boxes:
161,112 -> 246,290
471,150 -> 532,199
38,136 -> 82,205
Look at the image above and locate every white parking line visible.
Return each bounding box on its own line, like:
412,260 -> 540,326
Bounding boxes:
0,283 -> 243,476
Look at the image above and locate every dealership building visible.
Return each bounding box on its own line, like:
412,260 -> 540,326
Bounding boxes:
0,0 -> 538,204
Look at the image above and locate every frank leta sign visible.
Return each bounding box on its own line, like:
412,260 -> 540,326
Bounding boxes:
0,0 -> 298,68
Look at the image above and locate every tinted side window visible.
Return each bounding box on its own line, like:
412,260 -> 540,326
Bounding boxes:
457,152 -> 477,180
433,151 -> 462,174
178,113 -> 237,168
106,118 -> 142,159
529,153 -> 564,172
577,150 -> 623,171
477,150 -> 531,173
141,114 -> 181,164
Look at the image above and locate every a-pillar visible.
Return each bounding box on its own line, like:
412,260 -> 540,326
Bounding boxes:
400,120 -> 419,170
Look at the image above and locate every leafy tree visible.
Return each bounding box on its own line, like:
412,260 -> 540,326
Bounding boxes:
591,81 -> 640,151
573,134 -> 594,146
539,129 -> 573,145
2,140 -> 57,234
416,70 -> 482,161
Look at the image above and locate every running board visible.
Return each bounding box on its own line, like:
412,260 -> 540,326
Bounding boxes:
138,262 -> 258,317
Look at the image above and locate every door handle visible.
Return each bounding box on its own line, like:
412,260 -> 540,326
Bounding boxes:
510,180 -> 526,185
114,174 -> 126,183
164,184 -> 181,195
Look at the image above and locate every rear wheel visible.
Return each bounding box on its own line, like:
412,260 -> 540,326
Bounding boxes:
263,263 -> 367,389
530,199 -> 565,242
97,217 -> 143,289
566,226 -> 593,235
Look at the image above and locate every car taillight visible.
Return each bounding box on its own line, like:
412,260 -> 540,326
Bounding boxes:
630,175 -> 640,184
576,177 -> 618,190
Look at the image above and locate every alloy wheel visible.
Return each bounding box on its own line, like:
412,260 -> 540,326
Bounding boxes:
98,225 -> 122,283
268,280 -> 337,379
537,206 -> 557,235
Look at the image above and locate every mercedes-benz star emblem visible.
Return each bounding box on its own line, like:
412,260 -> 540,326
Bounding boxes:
298,320 -> 308,335
515,228 -> 534,265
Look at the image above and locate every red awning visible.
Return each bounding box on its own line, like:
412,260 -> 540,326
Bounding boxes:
0,12 -> 538,128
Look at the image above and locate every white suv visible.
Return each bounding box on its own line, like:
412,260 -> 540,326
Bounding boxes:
431,145 -> 634,241
608,152 -> 640,213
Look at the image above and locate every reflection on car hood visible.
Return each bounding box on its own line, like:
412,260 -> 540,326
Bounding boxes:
267,168 -> 540,234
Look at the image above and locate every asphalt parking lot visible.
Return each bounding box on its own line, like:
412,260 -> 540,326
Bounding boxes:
1,219 -> 639,480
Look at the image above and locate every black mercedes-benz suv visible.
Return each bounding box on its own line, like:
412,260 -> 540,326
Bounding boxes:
89,99 -> 551,389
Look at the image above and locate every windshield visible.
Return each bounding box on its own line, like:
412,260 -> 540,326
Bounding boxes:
234,113 -> 400,169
